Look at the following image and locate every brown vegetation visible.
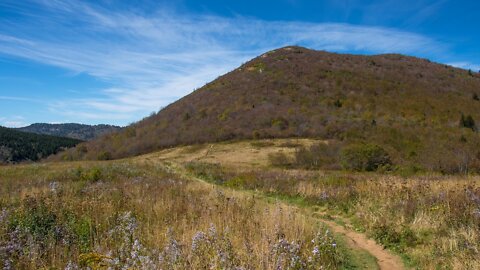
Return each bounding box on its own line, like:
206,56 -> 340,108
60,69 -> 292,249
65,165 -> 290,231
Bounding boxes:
55,46 -> 480,174
177,141 -> 480,269
0,160 -> 344,269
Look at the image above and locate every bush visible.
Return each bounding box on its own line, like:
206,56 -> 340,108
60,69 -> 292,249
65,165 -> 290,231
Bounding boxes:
268,152 -> 291,167
184,162 -> 229,184
294,143 -> 340,169
340,143 -> 391,171
460,114 -> 476,131
82,167 -> 102,182
97,151 -> 112,161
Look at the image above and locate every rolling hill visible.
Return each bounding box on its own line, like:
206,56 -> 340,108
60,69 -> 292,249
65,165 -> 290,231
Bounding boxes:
16,123 -> 121,141
57,46 -> 480,173
0,126 -> 82,163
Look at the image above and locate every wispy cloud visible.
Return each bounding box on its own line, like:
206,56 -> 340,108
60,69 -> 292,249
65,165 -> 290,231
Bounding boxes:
0,0 -> 471,125
448,62 -> 480,72
0,115 -> 27,128
0,96 -> 37,102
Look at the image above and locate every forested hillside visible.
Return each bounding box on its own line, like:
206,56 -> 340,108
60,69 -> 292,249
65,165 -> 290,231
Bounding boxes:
57,46 -> 480,173
0,126 -> 81,163
17,123 -> 121,141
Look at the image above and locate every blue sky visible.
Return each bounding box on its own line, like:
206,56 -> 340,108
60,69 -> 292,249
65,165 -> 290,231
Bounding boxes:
0,0 -> 479,127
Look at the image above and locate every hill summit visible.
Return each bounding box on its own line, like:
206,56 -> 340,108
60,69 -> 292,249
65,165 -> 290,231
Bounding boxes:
59,46 -> 480,172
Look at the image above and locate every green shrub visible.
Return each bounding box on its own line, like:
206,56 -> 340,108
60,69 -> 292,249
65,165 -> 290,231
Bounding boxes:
340,143 -> 391,171
79,167 -> 102,182
97,151 -> 112,161
371,224 -> 417,252
184,162 -> 228,184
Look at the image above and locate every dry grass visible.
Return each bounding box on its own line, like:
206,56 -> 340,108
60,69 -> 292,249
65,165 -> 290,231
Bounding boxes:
0,160 -> 342,269
177,140 -> 480,269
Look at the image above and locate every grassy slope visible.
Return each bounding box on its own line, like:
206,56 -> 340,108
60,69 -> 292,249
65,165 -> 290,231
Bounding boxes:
58,46 -> 480,173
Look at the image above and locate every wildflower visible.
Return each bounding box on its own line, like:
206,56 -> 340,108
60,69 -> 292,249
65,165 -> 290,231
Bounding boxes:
0,208 -> 8,224
208,223 -> 217,239
191,231 -> 207,252
64,261 -> 79,270
162,229 -> 183,265
49,181 -> 60,192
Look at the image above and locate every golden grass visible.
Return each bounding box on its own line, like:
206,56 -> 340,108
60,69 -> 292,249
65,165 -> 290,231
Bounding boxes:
0,160 -> 341,269
173,139 -> 480,269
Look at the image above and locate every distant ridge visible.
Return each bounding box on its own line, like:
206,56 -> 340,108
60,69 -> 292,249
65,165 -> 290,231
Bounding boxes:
17,123 -> 122,141
57,46 -> 480,172
0,126 -> 81,163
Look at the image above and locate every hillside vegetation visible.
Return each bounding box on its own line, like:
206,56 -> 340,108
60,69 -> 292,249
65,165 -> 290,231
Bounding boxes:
58,46 -> 480,174
0,126 -> 81,163
150,139 -> 480,269
17,123 -> 121,141
0,159 -> 360,269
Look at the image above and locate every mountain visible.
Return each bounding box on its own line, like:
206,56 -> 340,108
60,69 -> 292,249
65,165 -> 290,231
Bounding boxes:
0,126 -> 81,163
57,46 -> 480,173
17,123 -> 122,141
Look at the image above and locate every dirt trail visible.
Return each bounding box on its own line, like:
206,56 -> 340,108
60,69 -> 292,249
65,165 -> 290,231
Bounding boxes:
140,140 -> 405,270
163,162 -> 404,270
319,217 -> 404,270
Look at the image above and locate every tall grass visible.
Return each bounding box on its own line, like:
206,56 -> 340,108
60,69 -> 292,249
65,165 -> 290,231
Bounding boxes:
186,161 -> 480,269
0,161 -> 342,269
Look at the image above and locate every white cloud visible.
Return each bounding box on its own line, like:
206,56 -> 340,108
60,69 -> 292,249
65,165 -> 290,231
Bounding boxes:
4,121 -> 26,128
1,115 -> 27,128
448,62 -> 480,72
0,0 -> 473,125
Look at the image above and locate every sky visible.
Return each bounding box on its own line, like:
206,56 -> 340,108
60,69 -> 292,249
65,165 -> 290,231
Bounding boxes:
0,0 -> 479,127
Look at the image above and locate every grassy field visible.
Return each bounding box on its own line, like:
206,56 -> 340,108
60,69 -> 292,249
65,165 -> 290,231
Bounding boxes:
2,138 -> 479,269
176,139 -> 480,269
0,158 -> 360,269
144,140 -> 480,269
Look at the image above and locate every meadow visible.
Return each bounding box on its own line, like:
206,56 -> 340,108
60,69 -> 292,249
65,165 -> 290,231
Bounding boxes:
180,139 -> 480,269
2,138 -> 479,269
0,159 -> 346,269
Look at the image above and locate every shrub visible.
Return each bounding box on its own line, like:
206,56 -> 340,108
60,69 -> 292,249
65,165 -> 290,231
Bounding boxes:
125,127 -> 136,137
268,152 -> 291,167
460,114 -> 476,131
184,162 -> 228,184
340,143 -> 391,171
271,118 -> 289,130
333,99 -> 343,108
82,167 -> 102,182
97,151 -> 112,161
294,143 -> 341,169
